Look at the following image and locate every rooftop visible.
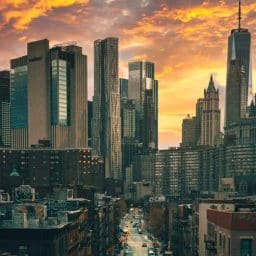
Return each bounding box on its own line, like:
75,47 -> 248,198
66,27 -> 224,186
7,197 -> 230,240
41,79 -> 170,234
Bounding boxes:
207,208 -> 256,230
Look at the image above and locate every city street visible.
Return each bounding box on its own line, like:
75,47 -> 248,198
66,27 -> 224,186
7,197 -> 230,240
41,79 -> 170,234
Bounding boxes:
119,210 -> 156,256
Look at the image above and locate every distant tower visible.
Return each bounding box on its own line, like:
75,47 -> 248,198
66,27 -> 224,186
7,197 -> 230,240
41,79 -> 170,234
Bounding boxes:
128,61 -> 158,151
195,98 -> 204,145
120,78 -> 128,99
87,100 -> 93,147
226,0 -> 251,104
200,75 -> 220,146
0,71 -> 11,147
121,98 -> 139,177
10,39 -> 88,148
225,59 -> 247,126
92,38 -> 121,180
182,114 -> 196,147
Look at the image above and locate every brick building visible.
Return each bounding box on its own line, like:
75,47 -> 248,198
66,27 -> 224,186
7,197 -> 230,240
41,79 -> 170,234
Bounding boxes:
206,205 -> 256,256
0,148 -> 104,193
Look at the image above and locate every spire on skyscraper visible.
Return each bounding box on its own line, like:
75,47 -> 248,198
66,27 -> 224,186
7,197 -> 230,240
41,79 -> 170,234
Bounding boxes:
207,74 -> 217,93
238,0 -> 242,31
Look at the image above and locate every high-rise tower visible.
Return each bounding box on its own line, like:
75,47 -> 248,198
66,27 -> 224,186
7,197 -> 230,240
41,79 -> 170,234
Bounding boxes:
200,75 -> 221,146
120,78 -> 128,99
226,0 -> 251,105
92,38 -> 121,180
181,115 -> 196,147
226,59 -> 247,126
0,71 -> 11,147
10,39 -> 87,148
128,61 -> 158,150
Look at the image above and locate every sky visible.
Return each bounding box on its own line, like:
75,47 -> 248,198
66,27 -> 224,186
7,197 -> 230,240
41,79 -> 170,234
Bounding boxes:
1,0 -> 256,148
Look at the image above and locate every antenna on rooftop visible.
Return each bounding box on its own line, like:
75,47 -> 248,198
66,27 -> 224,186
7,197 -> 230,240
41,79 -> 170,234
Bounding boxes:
238,0 -> 242,31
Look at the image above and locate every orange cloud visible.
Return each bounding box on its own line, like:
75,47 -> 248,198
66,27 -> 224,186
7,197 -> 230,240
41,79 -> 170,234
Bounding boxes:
2,0 -> 89,30
1,0 -> 256,148
118,1 -> 256,146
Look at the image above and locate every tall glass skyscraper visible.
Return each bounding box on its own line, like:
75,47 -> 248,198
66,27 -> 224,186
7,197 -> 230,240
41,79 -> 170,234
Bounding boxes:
51,58 -> 68,126
0,71 -> 11,147
226,59 -> 247,126
226,1 -> 251,127
10,56 -> 29,148
128,61 -> 158,150
120,78 -> 128,99
227,28 -> 251,101
10,39 -> 87,148
92,38 -> 121,180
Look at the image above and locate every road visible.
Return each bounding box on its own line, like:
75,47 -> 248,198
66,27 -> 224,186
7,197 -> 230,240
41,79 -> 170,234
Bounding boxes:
119,212 -> 155,256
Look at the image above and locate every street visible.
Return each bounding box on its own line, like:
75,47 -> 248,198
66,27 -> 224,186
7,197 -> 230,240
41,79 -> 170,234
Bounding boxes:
119,209 -> 157,256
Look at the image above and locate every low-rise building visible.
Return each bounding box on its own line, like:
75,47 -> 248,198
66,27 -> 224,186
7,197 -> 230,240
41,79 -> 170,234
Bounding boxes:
206,205 -> 256,256
0,186 -> 93,255
0,148 -> 104,193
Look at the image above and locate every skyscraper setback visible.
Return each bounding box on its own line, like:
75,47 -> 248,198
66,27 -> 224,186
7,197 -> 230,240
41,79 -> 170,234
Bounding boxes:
10,39 -> 87,148
92,38 -> 121,180
128,61 -> 158,150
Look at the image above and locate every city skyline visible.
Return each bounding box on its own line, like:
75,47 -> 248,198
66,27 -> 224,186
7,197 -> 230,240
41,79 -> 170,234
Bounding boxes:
1,1 -> 256,147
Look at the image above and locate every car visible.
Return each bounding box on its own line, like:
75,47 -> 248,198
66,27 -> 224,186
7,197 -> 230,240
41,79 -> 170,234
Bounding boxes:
153,240 -> 160,248
142,242 -> 147,247
138,229 -> 143,234
124,250 -> 130,256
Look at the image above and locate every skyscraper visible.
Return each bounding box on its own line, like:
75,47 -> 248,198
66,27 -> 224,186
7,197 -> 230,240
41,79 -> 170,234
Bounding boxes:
128,61 -> 158,150
121,98 -> 140,177
195,98 -> 204,145
121,99 -> 136,139
87,100 -> 93,147
120,78 -> 128,99
226,0 -> 251,104
11,39 -> 87,148
0,71 -> 11,147
225,59 -> 247,126
11,55 -> 29,148
92,38 -> 121,180
200,75 -> 220,146
224,1 -> 256,145
51,44 -> 88,148
181,115 -> 196,147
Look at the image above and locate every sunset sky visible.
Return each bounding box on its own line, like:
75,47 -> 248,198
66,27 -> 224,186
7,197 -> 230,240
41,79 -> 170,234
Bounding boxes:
1,0 -> 256,148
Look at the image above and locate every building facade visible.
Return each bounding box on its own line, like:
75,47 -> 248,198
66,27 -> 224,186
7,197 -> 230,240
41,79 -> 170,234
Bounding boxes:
0,148 -> 104,192
10,39 -> 87,148
226,26 -> 251,102
121,99 -> 140,178
200,76 -> 220,146
128,61 -> 158,151
92,38 -> 121,180
88,100 -> 93,147
120,78 -> 128,99
225,59 -> 247,127
181,115 -> 196,147
206,206 -> 256,256
0,71 -> 11,147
